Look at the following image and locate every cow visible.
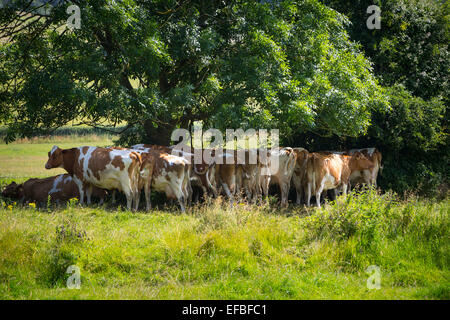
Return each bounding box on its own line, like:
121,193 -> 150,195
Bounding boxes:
131,144 -> 196,203
132,149 -> 190,212
235,149 -> 259,202
2,181 -> 22,200
268,147 -> 297,207
305,151 -> 375,208
1,174 -> 107,206
256,148 -> 272,202
45,146 -> 141,211
291,148 -> 309,205
346,148 -> 382,188
213,150 -> 238,202
191,148 -> 218,200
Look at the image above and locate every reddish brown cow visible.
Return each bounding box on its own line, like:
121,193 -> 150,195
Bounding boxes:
347,148 -> 382,187
45,146 -> 141,210
291,148 -> 309,205
305,152 -> 374,207
1,174 -> 107,206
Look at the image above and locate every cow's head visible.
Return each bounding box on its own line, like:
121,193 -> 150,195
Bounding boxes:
350,151 -> 374,171
45,145 -> 63,169
2,182 -> 23,199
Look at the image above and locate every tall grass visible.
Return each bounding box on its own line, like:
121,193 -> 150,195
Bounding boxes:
0,189 -> 448,299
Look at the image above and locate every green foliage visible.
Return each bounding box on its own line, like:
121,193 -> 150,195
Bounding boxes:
361,85 -> 448,196
0,0 -> 387,144
322,0 -> 449,101
310,0 -> 450,196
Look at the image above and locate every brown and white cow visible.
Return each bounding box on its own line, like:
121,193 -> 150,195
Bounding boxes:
291,148 -> 309,205
305,152 -> 374,207
1,174 -> 107,206
132,148 -> 190,212
131,144 -> 196,203
346,148 -> 382,187
45,146 -> 141,210
268,147 -> 297,207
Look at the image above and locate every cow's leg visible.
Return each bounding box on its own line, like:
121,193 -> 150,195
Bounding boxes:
86,184 -> 93,205
111,190 -> 116,204
316,188 -> 323,208
73,177 -> 84,205
144,179 -> 151,212
296,188 -> 302,205
178,195 -> 186,213
222,182 -> 232,200
199,186 -> 207,202
206,171 -> 218,198
125,192 -> 132,211
121,185 -> 133,211
184,179 -> 191,207
134,188 -> 140,211
187,181 -> 193,205
362,170 -> 372,186
342,183 -> 348,196
306,182 -> 312,207
281,181 -> 290,207
292,174 -> 302,205
173,185 -> 186,213
263,177 -> 270,200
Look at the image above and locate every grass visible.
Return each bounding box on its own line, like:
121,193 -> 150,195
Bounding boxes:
0,133 -> 448,299
0,192 -> 448,299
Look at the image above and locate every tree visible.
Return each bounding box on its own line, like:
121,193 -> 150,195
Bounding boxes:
0,0 -> 387,145
322,0 -> 449,101
317,0 -> 449,196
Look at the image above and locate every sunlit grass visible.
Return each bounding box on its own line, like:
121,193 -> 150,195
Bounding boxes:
0,192 -> 448,300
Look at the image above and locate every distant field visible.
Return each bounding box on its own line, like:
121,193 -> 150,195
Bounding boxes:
0,133 -> 116,183
0,132 -> 448,300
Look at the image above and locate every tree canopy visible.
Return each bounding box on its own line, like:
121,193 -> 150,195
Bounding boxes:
0,0 -> 388,144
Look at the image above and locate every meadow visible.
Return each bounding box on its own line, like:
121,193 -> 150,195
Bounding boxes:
0,132 -> 448,299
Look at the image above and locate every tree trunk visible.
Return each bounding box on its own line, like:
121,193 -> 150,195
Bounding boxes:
143,119 -> 177,146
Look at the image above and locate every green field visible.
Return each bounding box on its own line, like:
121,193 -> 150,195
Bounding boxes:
0,133 -> 115,183
0,135 -> 448,299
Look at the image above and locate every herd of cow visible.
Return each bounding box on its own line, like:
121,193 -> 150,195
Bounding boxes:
1,144 -> 382,211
